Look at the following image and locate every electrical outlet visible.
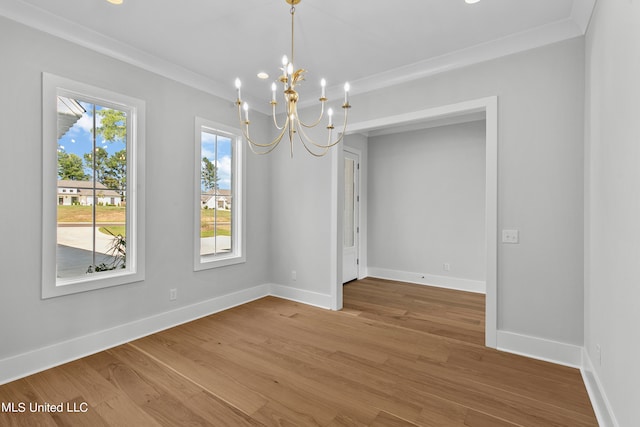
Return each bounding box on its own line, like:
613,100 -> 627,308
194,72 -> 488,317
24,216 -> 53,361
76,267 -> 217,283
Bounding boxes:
443,263 -> 451,272
291,270 -> 297,281
502,229 -> 519,244
596,344 -> 602,366
170,288 -> 177,301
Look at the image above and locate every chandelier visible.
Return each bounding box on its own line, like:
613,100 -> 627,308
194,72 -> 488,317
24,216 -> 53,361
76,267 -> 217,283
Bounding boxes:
234,0 -> 351,157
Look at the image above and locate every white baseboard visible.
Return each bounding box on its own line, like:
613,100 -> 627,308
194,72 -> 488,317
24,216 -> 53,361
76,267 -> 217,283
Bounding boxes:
367,267 -> 486,294
496,330 -> 583,368
497,333 -> 621,424
1,284 -> 269,385
0,283 -> 618,427
269,283 -> 332,309
0,283 -> 333,386
581,348 -> 619,427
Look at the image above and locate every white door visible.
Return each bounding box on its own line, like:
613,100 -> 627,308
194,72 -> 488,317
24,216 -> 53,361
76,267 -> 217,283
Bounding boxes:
343,150 -> 360,283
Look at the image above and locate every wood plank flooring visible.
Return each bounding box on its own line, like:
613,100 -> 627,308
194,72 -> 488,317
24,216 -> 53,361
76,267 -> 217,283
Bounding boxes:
0,277 -> 597,426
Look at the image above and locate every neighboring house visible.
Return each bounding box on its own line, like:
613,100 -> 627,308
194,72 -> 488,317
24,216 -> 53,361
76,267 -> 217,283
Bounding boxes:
58,180 -> 122,206
201,188 -> 231,210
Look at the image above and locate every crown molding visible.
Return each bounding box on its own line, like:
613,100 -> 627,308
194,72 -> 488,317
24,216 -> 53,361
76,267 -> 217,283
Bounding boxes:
2,1 -> 594,115
0,1 -> 238,104
313,17 -> 586,109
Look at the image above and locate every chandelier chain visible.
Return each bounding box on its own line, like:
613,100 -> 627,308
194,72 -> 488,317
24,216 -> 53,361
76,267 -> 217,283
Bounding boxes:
290,6 -> 295,65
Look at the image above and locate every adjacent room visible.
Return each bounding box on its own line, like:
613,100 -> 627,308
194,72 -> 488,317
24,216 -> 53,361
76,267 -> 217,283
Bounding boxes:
365,119 -> 487,293
0,0 -> 638,425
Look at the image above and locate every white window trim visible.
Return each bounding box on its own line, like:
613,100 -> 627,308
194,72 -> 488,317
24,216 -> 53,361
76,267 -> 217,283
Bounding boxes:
194,117 -> 246,271
42,73 -> 145,298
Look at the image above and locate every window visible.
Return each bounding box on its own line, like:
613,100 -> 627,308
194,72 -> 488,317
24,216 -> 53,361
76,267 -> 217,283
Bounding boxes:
42,73 -> 145,298
194,117 -> 245,270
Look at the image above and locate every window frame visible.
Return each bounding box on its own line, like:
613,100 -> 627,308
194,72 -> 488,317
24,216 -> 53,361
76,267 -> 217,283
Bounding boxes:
194,117 -> 245,271
42,73 -> 145,299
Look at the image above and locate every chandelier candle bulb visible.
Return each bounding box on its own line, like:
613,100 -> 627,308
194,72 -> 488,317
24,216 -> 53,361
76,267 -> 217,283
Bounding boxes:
344,82 -> 350,105
287,63 -> 294,81
321,78 -> 326,99
243,102 -> 249,122
328,108 -> 334,127
281,56 -> 289,82
271,82 -> 277,102
235,78 -> 242,101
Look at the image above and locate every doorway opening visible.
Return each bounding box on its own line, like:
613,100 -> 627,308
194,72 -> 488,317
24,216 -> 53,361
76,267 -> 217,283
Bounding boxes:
330,96 -> 498,348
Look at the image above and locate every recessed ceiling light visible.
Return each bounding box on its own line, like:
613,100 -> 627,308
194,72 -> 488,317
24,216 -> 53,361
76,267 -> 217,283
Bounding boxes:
465,0 -> 481,4
106,0 -> 123,5
257,72 -> 269,79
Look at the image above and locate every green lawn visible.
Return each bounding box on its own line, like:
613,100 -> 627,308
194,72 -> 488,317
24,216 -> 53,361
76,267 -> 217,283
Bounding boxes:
57,205 -> 126,222
99,226 -> 126,237
59,206 -> 231,237
201,209 -> 231,222
201,209 -> 231,237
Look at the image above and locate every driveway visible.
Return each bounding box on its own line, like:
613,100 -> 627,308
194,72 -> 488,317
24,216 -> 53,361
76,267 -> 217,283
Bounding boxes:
58,226 -> 118,254
200,236 -> 231,255
57,226 -> 120,278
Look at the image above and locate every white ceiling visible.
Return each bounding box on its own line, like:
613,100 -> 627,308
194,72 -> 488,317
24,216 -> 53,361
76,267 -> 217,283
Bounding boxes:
1,0 -> 595,113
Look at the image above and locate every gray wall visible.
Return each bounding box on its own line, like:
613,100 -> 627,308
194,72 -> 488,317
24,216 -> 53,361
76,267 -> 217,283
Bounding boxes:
585,1 -> 640,425
368,121 -> 486,281
0,13 -> 588,375
0,17 -> 270,360
271,37 -> 585,345
268,140 -> 334,293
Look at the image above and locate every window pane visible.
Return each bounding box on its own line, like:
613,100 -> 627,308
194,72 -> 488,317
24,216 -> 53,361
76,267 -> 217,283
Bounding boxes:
200,131 -> 216,256
56,100 -> 127,279
200,131 -> 233,257
217,137 -> 232,254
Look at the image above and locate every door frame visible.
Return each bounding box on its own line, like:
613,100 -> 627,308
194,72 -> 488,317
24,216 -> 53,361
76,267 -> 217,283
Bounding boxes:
342,147 -> 362,283
329,96 -> 498,349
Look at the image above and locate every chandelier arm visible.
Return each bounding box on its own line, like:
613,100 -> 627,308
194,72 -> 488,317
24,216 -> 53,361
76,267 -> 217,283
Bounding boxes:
244,123 -> 288,149
238,103 -> 290,149
321,106 -> 350,148
295,105 -> 349,150
297,100 -> 326,128
295,121 -> 330,157
294,115 -> 338,157
244,125 -> 286,154
246,137 -> 283,155
271,102 -> 285,130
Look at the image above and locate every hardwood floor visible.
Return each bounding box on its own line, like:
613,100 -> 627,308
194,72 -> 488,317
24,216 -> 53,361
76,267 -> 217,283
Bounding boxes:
0,278 -> 597,426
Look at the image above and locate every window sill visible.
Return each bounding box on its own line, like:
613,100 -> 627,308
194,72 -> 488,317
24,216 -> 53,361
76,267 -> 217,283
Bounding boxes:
194,253 -> 246,271
43,270 -> 144,299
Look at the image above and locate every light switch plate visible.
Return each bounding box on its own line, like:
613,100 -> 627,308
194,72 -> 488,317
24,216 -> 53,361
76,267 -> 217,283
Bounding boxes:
502,229 -> 519,244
